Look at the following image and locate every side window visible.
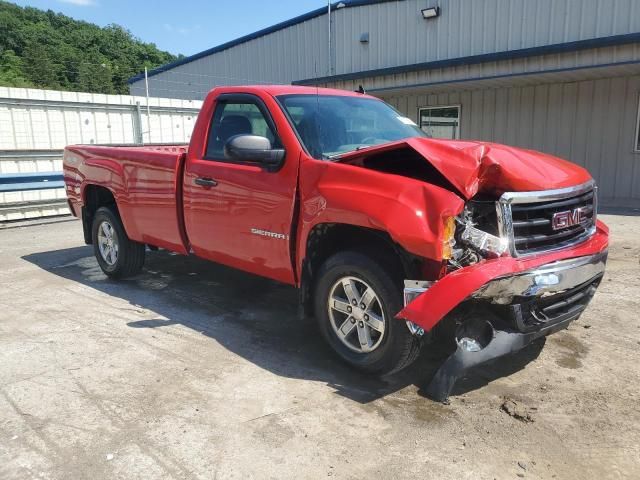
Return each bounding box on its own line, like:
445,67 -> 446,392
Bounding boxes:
205,101 -> 278,159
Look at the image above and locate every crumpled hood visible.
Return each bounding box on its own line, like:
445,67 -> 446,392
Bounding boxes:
336,137 -> 592,199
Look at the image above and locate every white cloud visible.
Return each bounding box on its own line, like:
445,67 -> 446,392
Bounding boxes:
58,0 -> 97,6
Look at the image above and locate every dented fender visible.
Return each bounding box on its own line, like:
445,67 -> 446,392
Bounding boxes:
296,158 -> 465,270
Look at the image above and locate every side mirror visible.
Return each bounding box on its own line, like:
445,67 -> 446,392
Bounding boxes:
224,134 -> 285,169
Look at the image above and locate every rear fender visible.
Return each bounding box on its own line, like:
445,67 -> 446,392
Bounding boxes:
77,155 -> 132,237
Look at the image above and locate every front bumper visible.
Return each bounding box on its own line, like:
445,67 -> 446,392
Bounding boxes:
397,221 -> 609,331
397,222 -> 609,402
473,249 -> 606,304
473,249 -> 606,333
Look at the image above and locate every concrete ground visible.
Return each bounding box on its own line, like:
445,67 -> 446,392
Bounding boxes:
0,214 -> 638,480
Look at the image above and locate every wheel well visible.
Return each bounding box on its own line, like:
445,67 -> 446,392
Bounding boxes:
299,223 -> 422,319
82,185 -> 117,244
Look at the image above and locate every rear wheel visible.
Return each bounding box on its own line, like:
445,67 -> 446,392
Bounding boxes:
314,251 -> 421,375
92,207 -> 145,278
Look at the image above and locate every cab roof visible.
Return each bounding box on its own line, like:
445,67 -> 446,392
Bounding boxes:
210,84 -> 378,100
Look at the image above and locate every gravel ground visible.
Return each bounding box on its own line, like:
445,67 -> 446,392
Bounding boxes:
0,214 -> 638,480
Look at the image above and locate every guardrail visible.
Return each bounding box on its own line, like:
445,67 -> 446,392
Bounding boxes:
0,170 -> 68,221
0,172 -> 65,193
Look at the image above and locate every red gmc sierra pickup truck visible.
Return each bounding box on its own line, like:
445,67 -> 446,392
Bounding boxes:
63,85 -> 608,401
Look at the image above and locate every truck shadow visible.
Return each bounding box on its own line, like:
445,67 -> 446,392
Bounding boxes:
23,246 -> 544,404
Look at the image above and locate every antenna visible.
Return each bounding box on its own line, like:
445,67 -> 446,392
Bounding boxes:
327,0 -> 331,76
314,60 -> 321,158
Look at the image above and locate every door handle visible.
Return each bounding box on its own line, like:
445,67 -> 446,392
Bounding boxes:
195,177 -> 218,187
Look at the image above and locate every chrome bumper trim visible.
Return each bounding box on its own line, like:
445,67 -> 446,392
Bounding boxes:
473,250 -> 608,304
403,280 -> 433,336
403,279 -> 433,306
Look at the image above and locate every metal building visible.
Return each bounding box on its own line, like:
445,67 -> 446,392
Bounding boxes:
129,0 -> 640,208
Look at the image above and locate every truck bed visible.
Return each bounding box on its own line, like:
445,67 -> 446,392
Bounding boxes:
64,144 -> 190,254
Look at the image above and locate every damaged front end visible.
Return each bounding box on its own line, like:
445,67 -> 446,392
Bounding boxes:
421,251 -> 606,402
398,182 -> 609,402
312,135 -> 608,402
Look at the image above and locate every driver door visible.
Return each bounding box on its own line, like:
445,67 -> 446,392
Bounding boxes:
182,93 -> 298,284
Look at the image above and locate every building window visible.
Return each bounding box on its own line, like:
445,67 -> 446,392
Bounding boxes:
419,106 -> 460,139
635,94 -> 640,153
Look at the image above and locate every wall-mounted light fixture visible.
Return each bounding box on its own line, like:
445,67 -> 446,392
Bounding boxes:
360,32 -> 369,43
421,6 -> 440,19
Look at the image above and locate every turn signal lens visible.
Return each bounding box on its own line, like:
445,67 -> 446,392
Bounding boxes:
442,216 -> 456,259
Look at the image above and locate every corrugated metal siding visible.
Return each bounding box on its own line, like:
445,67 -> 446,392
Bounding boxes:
383,75 -> 640,207
131,14 -> 331,100
130,0 -> 640,99
322,43 -> 640,93
0,87 -> 203,221
334,0 -> 640,75
0,87 -> 202,149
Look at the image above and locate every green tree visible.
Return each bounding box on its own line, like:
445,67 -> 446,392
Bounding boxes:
21,41 -> 60,89
0,49 -> 31,87
0,0 -> 179,94
77,57 -> 115,94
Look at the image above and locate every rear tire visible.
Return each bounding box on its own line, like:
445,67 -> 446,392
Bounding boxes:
313,251 -> 421,375
92,206 -> 145,278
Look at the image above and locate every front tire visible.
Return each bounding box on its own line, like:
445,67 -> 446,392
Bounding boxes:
314,251 -> 421,375
92,207 -> 145,278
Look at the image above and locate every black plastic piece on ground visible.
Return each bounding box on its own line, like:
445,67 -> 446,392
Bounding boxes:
424,316 -> 576,403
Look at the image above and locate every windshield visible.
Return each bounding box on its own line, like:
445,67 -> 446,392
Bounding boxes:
277,94 -> 428,159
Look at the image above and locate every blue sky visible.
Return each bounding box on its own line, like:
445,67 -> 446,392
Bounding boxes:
11,0 -> 328,56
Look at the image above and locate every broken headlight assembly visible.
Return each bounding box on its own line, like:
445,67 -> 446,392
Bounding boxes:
450,199 -> 508,267
460,224 -> 508,257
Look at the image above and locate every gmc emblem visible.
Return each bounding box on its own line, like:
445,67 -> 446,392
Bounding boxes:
551,207 -> 590,230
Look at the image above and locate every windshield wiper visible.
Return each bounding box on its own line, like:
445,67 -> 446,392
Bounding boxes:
322,152 -> 344,160
322,147 -> 369,160
322,142 -> 389,160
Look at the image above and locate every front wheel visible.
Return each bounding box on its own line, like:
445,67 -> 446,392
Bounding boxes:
92,207 -> 145,278
314,251 -> 421,375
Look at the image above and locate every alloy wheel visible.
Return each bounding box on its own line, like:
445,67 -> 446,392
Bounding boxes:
327,276 -> 386,353
97,220 -> 119,266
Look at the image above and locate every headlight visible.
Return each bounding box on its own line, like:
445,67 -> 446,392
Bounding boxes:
461,224 -> 508,257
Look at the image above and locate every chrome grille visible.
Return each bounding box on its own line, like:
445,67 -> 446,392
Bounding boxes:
497,181 -> 597,257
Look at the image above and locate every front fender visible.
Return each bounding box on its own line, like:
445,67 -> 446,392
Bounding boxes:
296,159 -> 465,272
